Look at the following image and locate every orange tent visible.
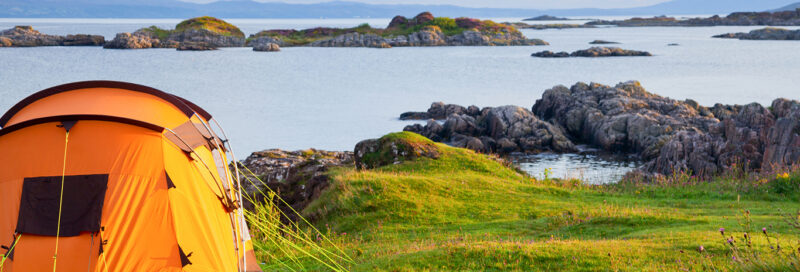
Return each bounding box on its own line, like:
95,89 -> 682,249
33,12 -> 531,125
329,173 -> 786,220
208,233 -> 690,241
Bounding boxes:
0,81 -> 262,271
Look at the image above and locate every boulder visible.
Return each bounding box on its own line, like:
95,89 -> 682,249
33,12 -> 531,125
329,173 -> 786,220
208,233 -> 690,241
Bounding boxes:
531,51 -> 570,58
253,42 -> 281,52
176,41 -> 217,51
103,32 -> 158,49
236,149 -> 353,220
400,102 -> 471,120
0,25 -> 104,47
309,32 -> 391,48
762,99 -> 800,171
354,132 -> 440,170
571,47 -> 652,57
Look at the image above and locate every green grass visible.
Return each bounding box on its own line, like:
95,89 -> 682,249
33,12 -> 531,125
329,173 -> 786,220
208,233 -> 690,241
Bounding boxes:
175,16 -> 244,38
250,133 -> 800,271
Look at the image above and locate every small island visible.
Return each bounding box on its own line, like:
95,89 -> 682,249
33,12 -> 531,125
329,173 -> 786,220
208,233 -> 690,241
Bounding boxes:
713,27 -> 800,40
0,25 -> 104,47
532,47 -> 652,58
589,40 -> 620,44
523,15 -> 570,21
587,9 -> 800,27
104,16 -> 246,50
247,12 -> 548,48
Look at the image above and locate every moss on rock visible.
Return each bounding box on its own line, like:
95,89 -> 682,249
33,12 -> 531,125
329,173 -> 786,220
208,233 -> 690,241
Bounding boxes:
354,132 -> 440,170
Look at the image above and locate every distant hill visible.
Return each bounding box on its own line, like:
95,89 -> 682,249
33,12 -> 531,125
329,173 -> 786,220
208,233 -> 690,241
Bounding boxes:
772,2 -> 800,11
0,0 -> 798,18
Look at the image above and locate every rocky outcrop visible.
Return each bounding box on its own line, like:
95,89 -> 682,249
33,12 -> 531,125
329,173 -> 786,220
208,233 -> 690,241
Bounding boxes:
253,42 -> 280,52
168,28 -> 244,48
104,32 -> 159,49
354,132 -> 440,170
247,36 -> 286,47
236,149 -> 353,219
587,9 -> 800,27
713,27 -> 800,40
590,40 -> 619,44
0,26 -> 104,47
310,32 -> 391,48
400,102 -> 477,120
524,15 -> 569,21
508,23 -> 595,30
400,81 -> 800,178
532,47 -> 652,58
403,105 -> 576,154
176,41 -> 217,51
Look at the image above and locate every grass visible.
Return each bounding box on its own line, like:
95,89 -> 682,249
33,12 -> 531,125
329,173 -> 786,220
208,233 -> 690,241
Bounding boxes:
248,133 -> 800,271
175,16 -> 244,38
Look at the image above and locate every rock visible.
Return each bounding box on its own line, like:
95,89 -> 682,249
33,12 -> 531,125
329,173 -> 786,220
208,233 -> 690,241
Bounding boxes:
253,42 -> 280,52
388,16 -> 409,28
169,28 -> 244,48
571,47 -> 652,57
532,81 -> 718,159
0,25 -> 104,47
668,43 -> 680,46
354,132 -> 440,170
533,47 -> 651,58
413,12 -> 435,25
587,10 -> 800,27
400,102 -> 469,120
0,37 -> 11,47
589,40 -> 619,44
103,32 -> 157,49
531,51 -> 570,58
247,36 -> 285,47
713,27 -> 800,40
236,149 -> 353,220
524,15 -> 569,21
404,104 -> 576,154
455,17 -> 482,29
176,41 -> 217,51
309,32 -> 391,48
762,99 -> 800,171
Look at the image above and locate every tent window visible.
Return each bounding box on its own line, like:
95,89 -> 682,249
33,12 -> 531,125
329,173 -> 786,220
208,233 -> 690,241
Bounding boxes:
16,174 -> 109,237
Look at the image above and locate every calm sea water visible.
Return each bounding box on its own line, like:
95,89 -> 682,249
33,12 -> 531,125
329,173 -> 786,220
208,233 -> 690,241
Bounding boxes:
1,18 -> 799,183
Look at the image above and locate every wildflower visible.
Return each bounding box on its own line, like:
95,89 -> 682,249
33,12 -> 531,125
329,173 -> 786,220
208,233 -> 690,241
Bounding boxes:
698,245 -> 705,253
762,227 -> 767,234
727,238 -> 734,245
743,233 -> 748,239
719,228 -> 725,235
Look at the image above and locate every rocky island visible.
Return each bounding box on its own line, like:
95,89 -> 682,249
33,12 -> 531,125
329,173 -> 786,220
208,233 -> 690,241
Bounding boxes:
507,22 -> 596,30
587,9 -> 800,27
532,47 -> 652,57
523,15 -> 570,21
104,16 -> 245,50
247,12 -> 548,48
400,81 -> 800,179
0,25 -> 104,47
713,27 -> 800,40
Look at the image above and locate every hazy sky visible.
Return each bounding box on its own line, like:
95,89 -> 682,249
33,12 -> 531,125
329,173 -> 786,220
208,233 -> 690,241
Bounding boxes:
178,0 -> 672,9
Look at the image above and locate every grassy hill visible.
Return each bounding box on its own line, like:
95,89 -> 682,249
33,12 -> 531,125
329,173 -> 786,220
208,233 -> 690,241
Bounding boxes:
253,132 -> 800,271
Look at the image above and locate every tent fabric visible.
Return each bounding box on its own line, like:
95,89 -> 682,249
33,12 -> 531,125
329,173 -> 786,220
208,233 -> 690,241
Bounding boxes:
0,81 -> 261,272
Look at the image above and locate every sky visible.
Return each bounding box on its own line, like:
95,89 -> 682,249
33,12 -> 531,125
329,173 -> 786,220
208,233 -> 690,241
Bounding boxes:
177,0 -> 672,9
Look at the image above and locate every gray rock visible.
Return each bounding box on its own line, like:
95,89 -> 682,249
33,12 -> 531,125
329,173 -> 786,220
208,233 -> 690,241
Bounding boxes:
253,42 -> 281,52
310,32 -> 391,48
0,25 -> 104,47
176,41 -> 217,51
713,27 -> 800,40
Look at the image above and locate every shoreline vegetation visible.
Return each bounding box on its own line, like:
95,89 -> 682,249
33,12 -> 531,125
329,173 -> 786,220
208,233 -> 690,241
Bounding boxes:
3,9 -> 800,50
234,81 -> 799,271
241,132 -> 800,271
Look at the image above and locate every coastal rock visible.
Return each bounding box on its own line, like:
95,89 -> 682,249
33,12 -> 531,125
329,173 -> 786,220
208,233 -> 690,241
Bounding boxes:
403,105 -> 576,154
571,47 -> 652,57
0,25 -> 104,47
310,32 -> 391,48
354,132 -> 440,170
400,102 -> 473,120
103,32 -> 157,49
169,28 -> 244,48
533,47 -> 651,58
762,99 -> 800,171
247,36 -> 285,47
176,41 -> 217,51
531,51 -> 570,58
532,81 -> 718,159
713,27 -> 800,40
524,15 -> 569,21
236,149 -> 353,218
590,40 -> 619,44
587,10 -> 800,27
253,42 -> 281,52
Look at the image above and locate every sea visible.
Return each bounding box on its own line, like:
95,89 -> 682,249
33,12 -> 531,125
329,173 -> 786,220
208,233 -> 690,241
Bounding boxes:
1,17 -> 799,183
